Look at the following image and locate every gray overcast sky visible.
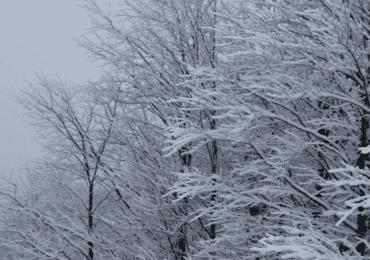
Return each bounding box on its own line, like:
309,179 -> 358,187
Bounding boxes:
0,1 -> 113,178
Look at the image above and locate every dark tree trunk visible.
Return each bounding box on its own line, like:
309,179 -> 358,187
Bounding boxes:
177,146 -> 192,260
356,116 -> 369,256
88,182 -> 94,260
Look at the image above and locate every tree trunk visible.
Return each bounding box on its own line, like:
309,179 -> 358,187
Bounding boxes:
88,182 -> 94,260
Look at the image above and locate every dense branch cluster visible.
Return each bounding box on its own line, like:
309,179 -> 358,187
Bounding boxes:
1,0 -> 370,259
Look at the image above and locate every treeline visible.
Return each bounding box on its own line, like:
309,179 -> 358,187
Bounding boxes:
1,0 -> 370,259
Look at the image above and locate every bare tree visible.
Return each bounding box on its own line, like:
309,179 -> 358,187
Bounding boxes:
0,76 -> 137,260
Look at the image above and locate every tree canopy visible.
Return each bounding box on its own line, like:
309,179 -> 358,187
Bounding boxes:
1,0 -> 370,259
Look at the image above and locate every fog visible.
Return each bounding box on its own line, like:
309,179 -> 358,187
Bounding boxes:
0,1 -> 108,178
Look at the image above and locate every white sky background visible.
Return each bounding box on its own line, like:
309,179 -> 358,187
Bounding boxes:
0,1 -> 117,179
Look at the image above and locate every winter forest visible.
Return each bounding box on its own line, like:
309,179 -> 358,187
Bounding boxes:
1,0 -> 370,259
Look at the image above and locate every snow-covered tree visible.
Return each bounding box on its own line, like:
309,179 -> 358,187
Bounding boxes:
165,0 -> 370,258
78,0 -> 224,258
3,0 -> 370,259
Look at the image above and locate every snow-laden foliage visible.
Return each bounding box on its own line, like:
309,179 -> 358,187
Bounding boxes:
2,0 -> 370,259
163,0 -> 370,258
